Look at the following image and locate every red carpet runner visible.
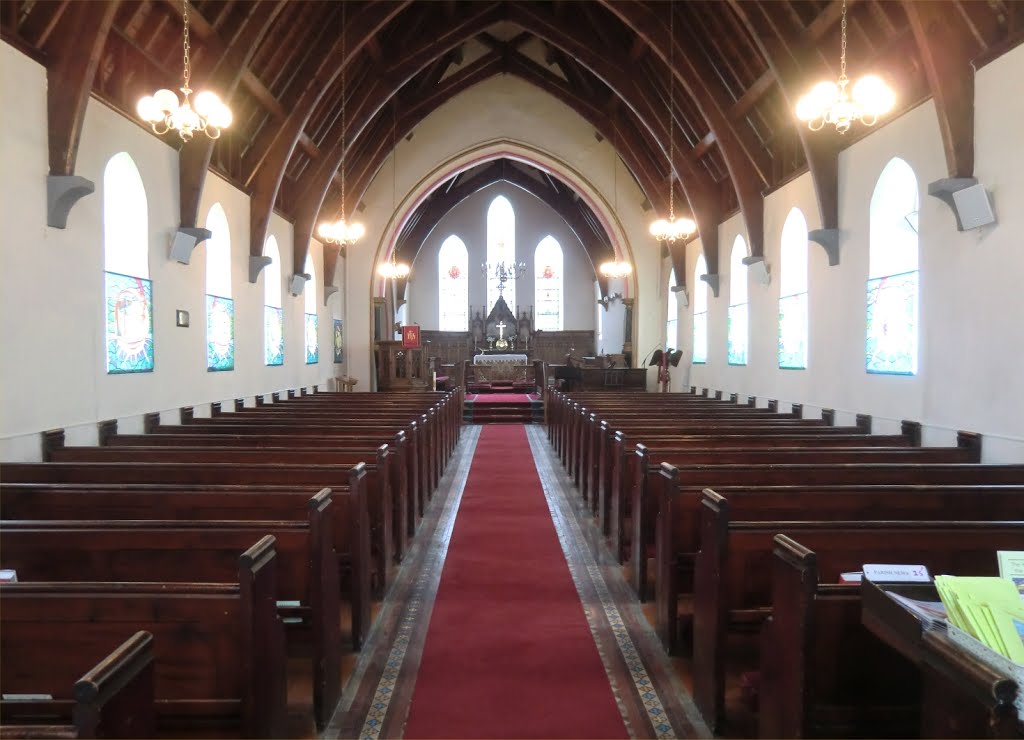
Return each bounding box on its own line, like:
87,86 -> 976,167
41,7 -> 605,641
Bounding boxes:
403,425 -> 627,739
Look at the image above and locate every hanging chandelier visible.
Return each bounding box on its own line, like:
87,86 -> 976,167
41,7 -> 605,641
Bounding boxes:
599,261 -> 632,279
795,0 -> 895,134
318,3 -> 364,247
649,2 -> 696,244
136,0 -> 232,141
482,248 -> 526,298
378,257 -> 410,280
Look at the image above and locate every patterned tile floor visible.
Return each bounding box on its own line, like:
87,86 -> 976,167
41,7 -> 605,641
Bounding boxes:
327,424 -> 711,739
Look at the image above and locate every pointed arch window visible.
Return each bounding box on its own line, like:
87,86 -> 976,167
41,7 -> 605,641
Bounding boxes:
438,235 -> 469,331
305,254 -> 319,364
666,268 -> 678,349
727,236 -> 749,365
103,152 -> 153,374
205,203 -> 234,372
692,255 -> 708,364
535,236 -> 563,331
867,158 -> 919,375
486,196 -> 516,313
779,208 -> 809,369
263,236 -> 284,366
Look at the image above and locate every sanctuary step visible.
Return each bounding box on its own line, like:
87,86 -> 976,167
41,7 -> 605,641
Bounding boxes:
464,394 -> 543,424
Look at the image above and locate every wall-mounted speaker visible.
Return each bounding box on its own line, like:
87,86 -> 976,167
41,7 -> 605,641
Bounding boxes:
951,183 -> 996,230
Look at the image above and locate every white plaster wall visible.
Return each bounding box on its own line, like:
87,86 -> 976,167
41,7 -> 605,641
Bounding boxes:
685,44 -> 1024,462
406,183 -> 597,331
0,42 -> 342,460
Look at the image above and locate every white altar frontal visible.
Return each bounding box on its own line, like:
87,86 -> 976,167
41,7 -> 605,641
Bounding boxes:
473,354 -> 528,365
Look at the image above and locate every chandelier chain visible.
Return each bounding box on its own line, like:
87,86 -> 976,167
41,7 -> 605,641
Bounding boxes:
840,0 -> 847,81
340,1 -> 347,223
181,0 -> 191,90
668,0 -> 674,220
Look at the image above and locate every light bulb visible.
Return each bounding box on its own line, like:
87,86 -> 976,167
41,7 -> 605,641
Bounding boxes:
852,75 -> 895,114
136,96 -> 162,122
193,91 -> 220,117
153,88 -> 179,112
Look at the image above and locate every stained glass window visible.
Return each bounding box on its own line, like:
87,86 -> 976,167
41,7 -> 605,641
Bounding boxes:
265,306 -> 284,366
666,268 -> 678,349
867,158 -> 919,375
305,254 -> 319,364
438,235 -> 468,331
333,319 -> 344,363
305,314 -> 319,364
692,254 -> 708,364
727,237 -> 748,365
778,208 -> 809,369
486,196 -> 515,313
103,153 -> 153,374
105,272 -> 154,373
205,203 -> 233,371
207,295 -> 235,371
535,236 -> 563,331
263,236 -> 283,366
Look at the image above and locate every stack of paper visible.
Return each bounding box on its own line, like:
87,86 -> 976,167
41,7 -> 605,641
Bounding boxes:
934,575 -> 1024,665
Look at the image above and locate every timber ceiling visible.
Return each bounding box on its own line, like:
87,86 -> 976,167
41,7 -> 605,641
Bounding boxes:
4,0 -> 1022,291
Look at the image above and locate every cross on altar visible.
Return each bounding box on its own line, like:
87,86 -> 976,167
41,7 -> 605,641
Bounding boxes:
496,321 -> 506,340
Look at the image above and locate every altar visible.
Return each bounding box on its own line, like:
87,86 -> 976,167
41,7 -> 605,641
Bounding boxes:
473,353 -> 528,365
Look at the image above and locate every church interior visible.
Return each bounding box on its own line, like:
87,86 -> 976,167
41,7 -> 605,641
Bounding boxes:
1,0 -> 1023,738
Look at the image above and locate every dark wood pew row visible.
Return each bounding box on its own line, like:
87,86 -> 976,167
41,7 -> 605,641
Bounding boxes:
1,465 -> 372,654
0,631 -> 155,739
171,410 -> 440,505
223,389 -> 458,486
590,411 -> 882,520
0,480 -> 372,655
0,501 -> 341,729
630,440 -> 991,601
759,536 -> 1015,739
0,537 -> 289,738
653,464 -> 1024,630
40,432 -> 397,595
683,492 -> 1024,732
103,420 -> 421,562
603,427 -> 917,556
279,389 -> 461,458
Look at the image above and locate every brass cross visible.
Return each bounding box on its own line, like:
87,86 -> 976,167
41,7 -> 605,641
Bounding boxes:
496,321 -> 506,340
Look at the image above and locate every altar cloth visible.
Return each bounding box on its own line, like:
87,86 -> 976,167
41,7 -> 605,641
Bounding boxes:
473,353 -> 528,365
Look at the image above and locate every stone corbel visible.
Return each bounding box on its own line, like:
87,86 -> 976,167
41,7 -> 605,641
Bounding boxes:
927,178 -> 997,231
808,228 -> 840,266
290,272 -> 311,296
249,255 -> 272,284
699,273 -> 720,298
169,227 -> 213,264
323,285 -> 339,306
670,284 -> 689,307
742,255 -> 771,285
47,175 -> 94,228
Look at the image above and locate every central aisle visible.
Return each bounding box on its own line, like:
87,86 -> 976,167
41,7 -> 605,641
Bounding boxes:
402,424 -> 628,739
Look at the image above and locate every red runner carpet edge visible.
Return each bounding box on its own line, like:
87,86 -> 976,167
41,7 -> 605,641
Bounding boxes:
402,425 -> 628,739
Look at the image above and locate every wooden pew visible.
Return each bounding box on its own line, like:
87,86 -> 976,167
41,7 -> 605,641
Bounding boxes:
629,442 -> 992,600
0,466 -> 372,653
39,435 -> 396,595
686,494 -> 1024,731
0,537 -> 289,738
1,500 -> 340,729
604,427 -> 914,556
0,631 -> 155,739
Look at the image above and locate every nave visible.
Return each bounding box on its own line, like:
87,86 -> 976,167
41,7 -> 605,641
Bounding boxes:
333,423 -> 709,740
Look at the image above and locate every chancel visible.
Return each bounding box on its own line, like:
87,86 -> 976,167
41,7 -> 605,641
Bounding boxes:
1,2 -> 1023,739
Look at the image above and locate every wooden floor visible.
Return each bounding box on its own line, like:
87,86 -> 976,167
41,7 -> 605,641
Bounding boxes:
328,425 -> 712,739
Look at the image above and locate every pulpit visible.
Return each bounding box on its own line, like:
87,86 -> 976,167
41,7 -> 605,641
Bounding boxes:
375,340 -> 429,391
